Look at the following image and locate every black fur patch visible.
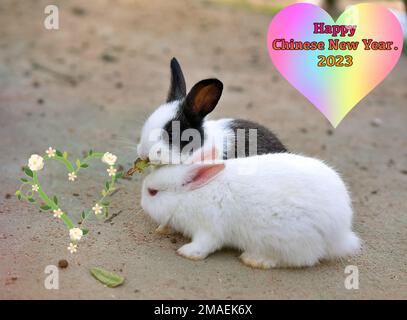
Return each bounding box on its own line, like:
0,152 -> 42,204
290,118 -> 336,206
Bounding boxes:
163,104 -> 205,152
167,58 -> 187,103
227,119 -> 287,158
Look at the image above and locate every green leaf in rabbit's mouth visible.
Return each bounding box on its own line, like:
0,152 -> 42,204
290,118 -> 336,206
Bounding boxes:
125,158 -> 152,176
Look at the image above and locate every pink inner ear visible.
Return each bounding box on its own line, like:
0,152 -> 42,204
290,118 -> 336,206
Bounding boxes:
185,163 -> 225,190
191,146 -> 219,163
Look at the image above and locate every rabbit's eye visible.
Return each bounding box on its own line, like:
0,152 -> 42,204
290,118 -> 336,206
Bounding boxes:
148,188 -> 158,196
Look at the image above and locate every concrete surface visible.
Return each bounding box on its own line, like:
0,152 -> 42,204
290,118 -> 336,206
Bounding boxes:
0,0 -> 406,299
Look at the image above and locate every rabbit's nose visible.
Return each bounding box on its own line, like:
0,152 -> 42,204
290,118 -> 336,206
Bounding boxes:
137,147 -> 149,161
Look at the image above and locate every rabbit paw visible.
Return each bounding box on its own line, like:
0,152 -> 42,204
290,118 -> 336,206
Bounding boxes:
239,252 -> 277,269
155,224 -> 173,235
177,243 -> 208,261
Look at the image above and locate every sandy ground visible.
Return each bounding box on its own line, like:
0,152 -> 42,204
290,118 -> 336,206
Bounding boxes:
0,0 -> 406,299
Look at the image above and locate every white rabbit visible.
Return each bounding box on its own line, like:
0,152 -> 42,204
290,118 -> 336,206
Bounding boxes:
136,57 -> 286,165
141,151 -> 361,268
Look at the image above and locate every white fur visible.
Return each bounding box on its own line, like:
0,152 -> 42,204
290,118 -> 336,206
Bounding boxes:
141,153 -> 361,268
201,118 -> 234,159
137,99 -> 234,163
137,101 -> 179,162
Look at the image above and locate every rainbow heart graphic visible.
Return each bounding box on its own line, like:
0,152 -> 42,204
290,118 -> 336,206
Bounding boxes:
267,3 -> 403,127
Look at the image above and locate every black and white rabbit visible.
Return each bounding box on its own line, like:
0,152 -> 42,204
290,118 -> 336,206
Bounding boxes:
137,58 -> 287,164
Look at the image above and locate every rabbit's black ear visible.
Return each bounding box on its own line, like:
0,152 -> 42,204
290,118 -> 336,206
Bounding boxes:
183,79 -> 223,119
167,57 -> 187,102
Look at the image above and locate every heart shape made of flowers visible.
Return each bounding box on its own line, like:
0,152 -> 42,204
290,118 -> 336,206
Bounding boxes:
16,148 -> 123,254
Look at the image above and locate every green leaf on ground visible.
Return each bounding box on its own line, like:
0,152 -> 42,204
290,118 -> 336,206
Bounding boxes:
90,267 -> 124,288
56,150 -> 63,157
63,151 -> 68,159
53,196 -> 58,205
80,163 -> 89,168
40,205 -> 51,211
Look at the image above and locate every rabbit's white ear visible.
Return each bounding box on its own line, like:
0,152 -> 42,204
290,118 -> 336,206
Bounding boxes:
183,163 -> 225,190
190,145 -> 219,163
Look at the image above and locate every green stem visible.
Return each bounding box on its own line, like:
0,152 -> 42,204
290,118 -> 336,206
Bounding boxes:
80,173 -> 116,227
90,152 -> 104,158
54,155 -> 75,173
33,172 -> 75,229
73,152 -> 104,174
82,152 -> 104,163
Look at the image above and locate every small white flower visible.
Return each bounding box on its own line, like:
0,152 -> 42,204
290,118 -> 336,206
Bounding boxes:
32,184 -> 39,192
53,208 -> 63,218
107,166 -> 117,177
92,203 -> 103,215
69,228 -> 83,242
45,147 -> 56,158
68,172 -> 77,181
28,154 -> 44,171
67,243 -> 77,254
102,152 -> 117,166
